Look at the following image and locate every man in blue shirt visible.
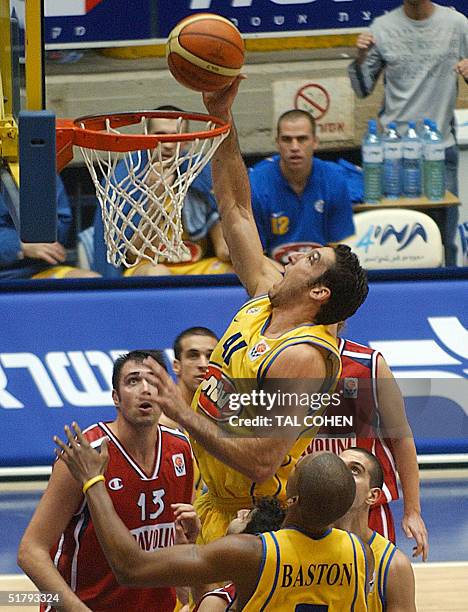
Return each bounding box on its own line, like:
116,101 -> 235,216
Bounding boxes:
0,176 -> 99,280
249,110 -> 355,265
87,108 -> 232,278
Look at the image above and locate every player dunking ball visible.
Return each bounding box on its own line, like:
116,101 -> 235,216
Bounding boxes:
142,77 -> 369,544
18,351 -> 194,612
53,435 -> 372,611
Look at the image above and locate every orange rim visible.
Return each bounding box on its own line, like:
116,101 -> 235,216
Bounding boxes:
56,110 -> 230,153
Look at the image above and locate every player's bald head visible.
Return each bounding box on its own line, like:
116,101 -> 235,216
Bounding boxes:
293,453 -> 356,527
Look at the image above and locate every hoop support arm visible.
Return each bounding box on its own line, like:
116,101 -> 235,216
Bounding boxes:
56,118 -> 76,172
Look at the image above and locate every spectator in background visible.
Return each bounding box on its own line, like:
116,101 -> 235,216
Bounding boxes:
85,106 -> 232,278
348,0 -> 468,266
248,109 -> 355,266
0,175 -> 99,280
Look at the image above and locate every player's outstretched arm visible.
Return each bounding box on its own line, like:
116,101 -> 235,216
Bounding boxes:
143,347 -> 326,482
385,549 -> 417,612
54,423 -> 261,590
203,77 -> 283,297
377,355 -> 429,561
17,458 -> 92,611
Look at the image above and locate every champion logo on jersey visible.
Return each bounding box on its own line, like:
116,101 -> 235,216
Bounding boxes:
172,454 -> 186,477
314,199 -> 325,213
108,477 -> 123,491
245,307 -> 261,315
249,339 -> 271,361
343,377 -> 359,399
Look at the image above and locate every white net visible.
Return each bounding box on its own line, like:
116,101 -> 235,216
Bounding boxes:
79,114 -> 229,268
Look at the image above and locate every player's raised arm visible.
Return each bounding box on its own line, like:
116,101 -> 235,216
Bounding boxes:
53,423 -> 261,591
203,77 -> 283,297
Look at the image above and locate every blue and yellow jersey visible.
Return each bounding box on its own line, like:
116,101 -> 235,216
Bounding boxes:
243,528 -> 368,611
191,295 -> 341,503
368,530 -> 397,612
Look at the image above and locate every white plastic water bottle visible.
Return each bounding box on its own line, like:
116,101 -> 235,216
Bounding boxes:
420,117 -> 432,138
420,118 -> 432,191
402,121 -> 423,197
362,119 -> 383,203
383,122 -> 403,198
423,120 -> 446,201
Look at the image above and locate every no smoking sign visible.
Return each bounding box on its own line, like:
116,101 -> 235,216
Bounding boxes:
273,77 -> 355,142
295,83 -> 330,120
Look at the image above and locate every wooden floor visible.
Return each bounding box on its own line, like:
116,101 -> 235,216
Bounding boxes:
1,473 -> 467,610
413,563 -> 468,611
1,564 -> 467,611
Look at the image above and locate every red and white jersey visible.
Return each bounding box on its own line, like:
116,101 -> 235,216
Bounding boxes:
194,583 -> 237,611
306,338 -> 398,505
44,422 -> 193,612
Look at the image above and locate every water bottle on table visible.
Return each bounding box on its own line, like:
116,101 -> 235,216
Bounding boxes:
383,122 -> 403,198
402,121 -> 422,197
362,119 -> 383,203
423,120 -> 445,201
418,117 -> 432,138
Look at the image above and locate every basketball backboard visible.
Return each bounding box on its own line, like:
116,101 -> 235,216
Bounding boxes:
0,0 -> 56,243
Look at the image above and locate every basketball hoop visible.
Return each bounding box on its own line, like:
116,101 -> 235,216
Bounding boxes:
56,110 -> 230,268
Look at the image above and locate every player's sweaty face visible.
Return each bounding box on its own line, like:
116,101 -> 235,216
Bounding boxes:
113,360 -> 160,424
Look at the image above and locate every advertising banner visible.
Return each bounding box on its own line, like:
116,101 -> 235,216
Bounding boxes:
0,278 -> 466,465
32,0 -> 467,48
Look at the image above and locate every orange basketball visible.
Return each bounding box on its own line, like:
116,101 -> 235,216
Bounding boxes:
166,13 -> 245,92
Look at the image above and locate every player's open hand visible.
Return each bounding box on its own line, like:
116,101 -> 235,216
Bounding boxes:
143,356 -> 189,422
356,33 -> 375,64
172,503 -> 201,544
54,422 -> 109,487
202,75 -> 245,123
402,510 -> 429,562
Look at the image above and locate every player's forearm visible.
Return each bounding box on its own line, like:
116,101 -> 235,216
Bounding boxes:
85,484 -> 223,588
391,437 -> 421,514
83,481 -> 152,585
17,546 -> 88,611
176,408 -> 284,482
211,121 -> 252,219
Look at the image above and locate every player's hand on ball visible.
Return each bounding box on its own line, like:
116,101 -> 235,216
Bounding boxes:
54,422 -> 109,486
203,75 -> 245,122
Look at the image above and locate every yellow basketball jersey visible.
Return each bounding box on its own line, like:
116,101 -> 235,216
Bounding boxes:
243,528 -> 368,611
191,295 -> 341,502
368,531 -> 397,612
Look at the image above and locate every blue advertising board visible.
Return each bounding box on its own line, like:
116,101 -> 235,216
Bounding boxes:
38,0 -> 467,48
0,276 -> 466,466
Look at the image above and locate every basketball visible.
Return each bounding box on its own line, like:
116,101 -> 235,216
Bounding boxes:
166,13 -> 245,92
